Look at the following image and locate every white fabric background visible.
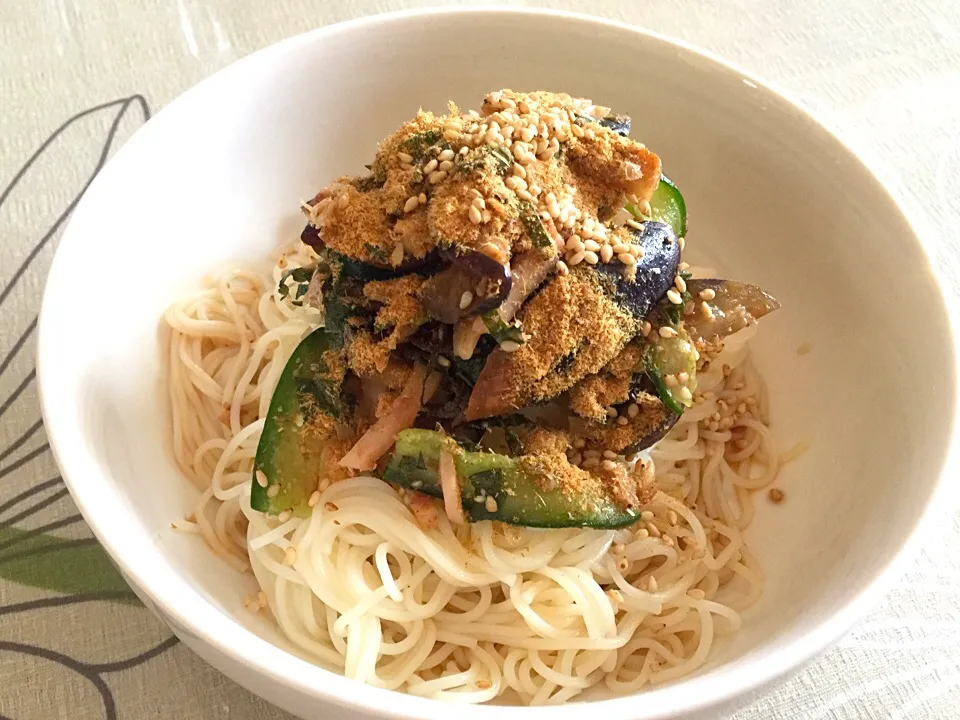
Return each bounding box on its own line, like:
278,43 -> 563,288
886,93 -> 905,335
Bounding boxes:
1,1 -> 958,717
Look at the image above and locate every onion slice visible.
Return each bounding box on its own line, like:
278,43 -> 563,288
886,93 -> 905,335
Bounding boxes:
340,366 -> 426,471
439,450 -> 465,525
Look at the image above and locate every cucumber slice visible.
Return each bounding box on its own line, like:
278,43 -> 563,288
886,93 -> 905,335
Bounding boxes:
383,429 -> 640,529
251,328 -> 352,516
649,174 -> 687,239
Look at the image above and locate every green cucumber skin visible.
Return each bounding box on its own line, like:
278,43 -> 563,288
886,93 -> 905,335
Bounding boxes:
251,328 -> 344,516
650,175 -> 687,239
384,429 -> 639,529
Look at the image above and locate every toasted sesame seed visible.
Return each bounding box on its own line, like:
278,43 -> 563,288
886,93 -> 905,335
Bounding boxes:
484,495 -> 499,512
640,320 -> 652,337
397,152 -> 414,163
472,195 -> 486,209
481,209 -> 491,223
699,288 -> 717,300
678,387 -> 693,403
606,407 -> 618,419
278,510 -> 291,523
283,547 -> 297,566
701,301 -> 715,319
659,326 -> 678,338
600,244 -> 613,263
612,243 -> 630,254
255,469 -> 268,488
688,588 -> 706,599
566,236 -> 584,253
601,459 -> 618,471
267,485 -> 280,498
618,253 -> 637,266
438,148 -> 455,161
568,451 -> 583,466
516,189 -> 534,202
636,528 -> 649,539
666,289 -> 683,305
769,488 -> 785,503
583,250 -> 599,265
428,170 -> 448,184
568,251 -> 586,266
403,195 -> 420,213
616,416 -> 628,426
418,192 -> 427,204
646,522 -> 661,538
679,236 -> 686,250
677,371 -> 690,384
476,679 -> 493,690
391,243 -> 404,266
556,260 -> 569,275
337,192 -> 350,209
438,160 -> 454,172
583,239 -> 601,253
528,183 -> 542,196
423,158 -> 438,174
512,163 -> 527,178
500,340 -> 521,353
625,218 -> 644,230
627,403 -> 639,419
308,490 -> 321,508
468,205 -> 482,225
675,275 -> 687,293
460,291 -> 474,309
324,502 -> 338,512
602,449 -> 618,459
573,438 -> 586,449
667,510 -> 678,526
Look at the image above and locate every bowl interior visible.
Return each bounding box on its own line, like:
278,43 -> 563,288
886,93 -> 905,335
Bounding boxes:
38,9 -> 955,720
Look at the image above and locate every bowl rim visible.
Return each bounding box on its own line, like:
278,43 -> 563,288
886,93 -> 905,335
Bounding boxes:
37,5 -> 960,719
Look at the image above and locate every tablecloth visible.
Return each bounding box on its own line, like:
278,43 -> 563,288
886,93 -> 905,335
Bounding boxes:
1,1 -> 959,717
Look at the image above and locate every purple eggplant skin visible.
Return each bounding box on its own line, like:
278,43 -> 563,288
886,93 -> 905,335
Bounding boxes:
624,402 -> 680,453
682,279 -> 781,344
420,250 -> 512,324
592,221 -> 681,321
300,223 -> 322,251
599,114 -> 631,137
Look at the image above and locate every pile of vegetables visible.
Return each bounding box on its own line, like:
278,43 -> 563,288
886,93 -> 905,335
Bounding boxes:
250,103 -> 779,529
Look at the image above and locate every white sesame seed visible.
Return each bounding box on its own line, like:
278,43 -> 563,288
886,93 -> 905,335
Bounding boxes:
472,195 -> 486,209
500,340 -> 521,353
701,302 -> 715,319
618,253 -> 637,266
255,469 -> 268,487
581,239 -> 599,253
267,485 -> 280,498
484,495 -> 499,512
568,251 -> 586,266
468,205 -> 482,225
423,158 -> 438,174
601,460 -> 618,471
516,189 -> 534,202
438,160 -> 454,172
566,237 -> 585,253
612,243 -> 630,254
699,288 -> 717,300
627,403 -> 639,419
438,148 -> 455,161
512,163 -> 527,178
678,387 -> 693,403
659,326 -> 678,338
481,209 -> 491,223
403,195 -> 420,213
528,183 -> 542,196
583,250 -> 599,265
602,449 -> 617,459
666,289 -> 683,305
675,275 -> 687,292
600,244 -> 613,263
397,152 -> 413,163
679,236 -> 686,250
616,416 -> 628,426
428,170 -> 448,184
418,193 -> 427,205
459,146 -> 470,155
460,291 -> 474,309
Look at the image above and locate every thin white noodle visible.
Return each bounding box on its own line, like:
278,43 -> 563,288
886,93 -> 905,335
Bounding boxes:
164,257 -> 788,703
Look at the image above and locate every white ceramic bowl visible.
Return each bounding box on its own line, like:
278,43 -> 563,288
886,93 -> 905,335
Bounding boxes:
38,7 -> 959,720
